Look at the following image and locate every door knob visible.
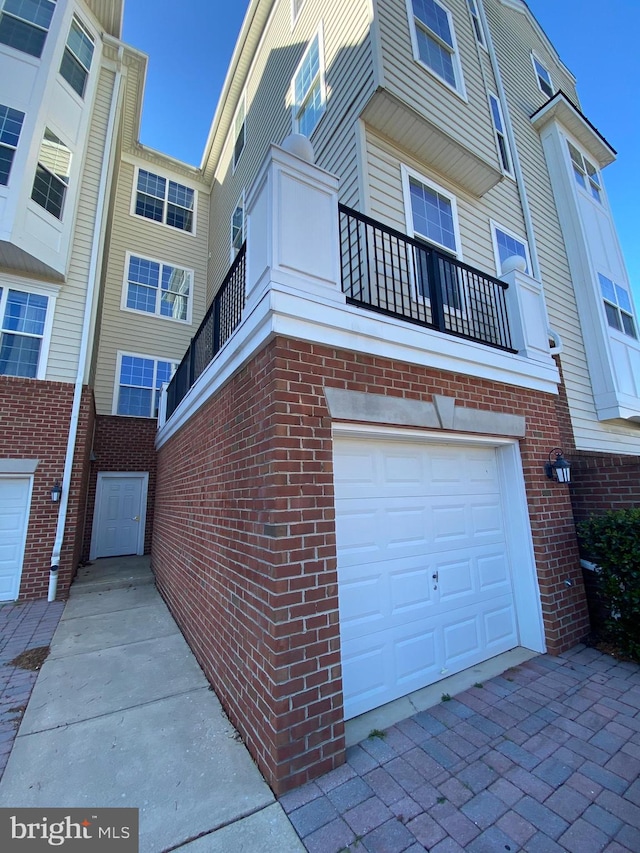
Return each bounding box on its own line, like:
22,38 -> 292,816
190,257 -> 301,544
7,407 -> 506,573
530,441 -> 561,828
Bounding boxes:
132,516 -> 140,522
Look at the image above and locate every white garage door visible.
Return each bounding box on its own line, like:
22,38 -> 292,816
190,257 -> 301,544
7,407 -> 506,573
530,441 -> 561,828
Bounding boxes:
334,435 -> 519,719
0,477 -> 32,601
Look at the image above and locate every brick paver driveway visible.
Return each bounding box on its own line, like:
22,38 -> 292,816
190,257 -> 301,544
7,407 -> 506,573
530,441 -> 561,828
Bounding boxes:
280,646 -> 640,853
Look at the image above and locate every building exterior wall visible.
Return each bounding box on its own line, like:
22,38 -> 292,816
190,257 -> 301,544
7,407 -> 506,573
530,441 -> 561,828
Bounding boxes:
154,334 -> 589,793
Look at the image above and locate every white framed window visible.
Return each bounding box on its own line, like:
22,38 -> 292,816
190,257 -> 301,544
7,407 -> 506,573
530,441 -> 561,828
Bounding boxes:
567,141 -> 602,204
133,168 -> 195,233
489,94 -> 512,176
0,0 -> 56,58
231,193 -> 245,260
31,128 -> 71,220
115,352 -> 178,418
291,0 -> 305,27
0,104 -> 24,186
122,253 -> 192,324
59,16 -> 94,98
291,28 -> 326,137
466,0 -> 485,47
0,282 -> 57,379
491,221 -> 531,276
402,165 -> 460,256
531,53 -> 553,98
407,0 -> 465,96
232,94 -> 246,171
598,274 -> 637,339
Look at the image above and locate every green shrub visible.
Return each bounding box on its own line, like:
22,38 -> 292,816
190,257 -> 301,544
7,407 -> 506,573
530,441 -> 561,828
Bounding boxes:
578,508 -> 640,661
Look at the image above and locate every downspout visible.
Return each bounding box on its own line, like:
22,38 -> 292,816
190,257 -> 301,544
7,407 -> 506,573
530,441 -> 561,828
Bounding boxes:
48,46 -> 125,601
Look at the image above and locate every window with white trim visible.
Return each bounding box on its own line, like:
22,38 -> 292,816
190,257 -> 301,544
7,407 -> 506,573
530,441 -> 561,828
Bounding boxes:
0,0 -> 56,58
292,30 -> 325,137
408,0 -> 464,93
60,16 -> 94,98
0,104 -> 24,186
232,95 -> 245,170
0,286 -> 49,377
532,54 -> 553,98
134,169 -> 195,233
491,223 -> 531,276
116,354 -> 177,418
124,254 -> 192,323
292,0 -> 305,25
466,0 -> 485,47
599,274 -> 637,339
231,195 -> 244,259
489,94 -> 512,176
31,128 -> 71,220
567,141 -> 602,203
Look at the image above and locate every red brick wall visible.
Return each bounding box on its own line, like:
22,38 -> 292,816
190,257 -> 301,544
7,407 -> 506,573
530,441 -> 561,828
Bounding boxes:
0,377 -> 94,599
82,415 -> 158,560
153,337 -> 589,793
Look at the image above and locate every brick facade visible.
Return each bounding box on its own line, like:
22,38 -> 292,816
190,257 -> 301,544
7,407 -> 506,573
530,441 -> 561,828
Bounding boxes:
0,376 -> 94,600
153,337 -> 590,793
82,415 -> 158,560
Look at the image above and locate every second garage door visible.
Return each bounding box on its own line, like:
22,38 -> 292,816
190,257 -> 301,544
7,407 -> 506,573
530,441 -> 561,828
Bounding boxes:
334,434 -> 519,719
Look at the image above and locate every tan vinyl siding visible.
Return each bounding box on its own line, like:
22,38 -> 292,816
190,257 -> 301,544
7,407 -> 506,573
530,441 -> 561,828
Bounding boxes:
207,0 -> 374,298
46,65 -> 115,382
93,158 -> 210,415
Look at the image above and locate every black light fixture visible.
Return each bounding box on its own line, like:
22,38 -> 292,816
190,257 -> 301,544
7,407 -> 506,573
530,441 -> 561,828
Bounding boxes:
50,480 -> 62,503
544,448 -> 571,484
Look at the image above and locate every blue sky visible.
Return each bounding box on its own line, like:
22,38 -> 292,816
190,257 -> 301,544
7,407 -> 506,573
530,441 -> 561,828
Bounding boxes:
122,0 -> 640,303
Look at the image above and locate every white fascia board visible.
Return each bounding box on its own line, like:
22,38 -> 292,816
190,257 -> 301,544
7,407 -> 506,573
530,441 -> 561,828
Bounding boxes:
531,94 -> 616,168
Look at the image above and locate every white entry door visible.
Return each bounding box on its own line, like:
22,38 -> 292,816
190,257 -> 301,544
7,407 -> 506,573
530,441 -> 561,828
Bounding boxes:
0,477 -> 32,601
91,473 -> 148,559
334,435 -> 520,719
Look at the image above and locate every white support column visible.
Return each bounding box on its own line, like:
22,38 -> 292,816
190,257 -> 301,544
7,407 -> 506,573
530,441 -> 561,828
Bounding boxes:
501,257 -> 554,363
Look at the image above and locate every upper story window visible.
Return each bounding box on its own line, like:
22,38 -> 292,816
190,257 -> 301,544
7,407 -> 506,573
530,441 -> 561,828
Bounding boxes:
31,128 -> 71,220
531,54 -> 553,98
409,0 -> 464,94
599,274 -> 637,339
116,353 -> 177,418
466,0 -> 485,47
292,30 -> 325,137
489,94 -> 512,176
232,95 -> 245,171
124,254 -> 192,323
0,0 -> 56,58
567,141 -> 602,203
231,194 -> 244,259
60,16 -> 94,97
491,223 -> 531,276
404,170 -> 459,255
0,286 -> 50,378
0,104 -> 24,185
134,169 -> 195,233
292,0 -> 305,25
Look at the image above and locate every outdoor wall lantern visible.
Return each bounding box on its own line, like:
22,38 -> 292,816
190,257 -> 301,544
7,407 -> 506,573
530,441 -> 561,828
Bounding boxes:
50,481 -> 62,503
544,449 -> 571,484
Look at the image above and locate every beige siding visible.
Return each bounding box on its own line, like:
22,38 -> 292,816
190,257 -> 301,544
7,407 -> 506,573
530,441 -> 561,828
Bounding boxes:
207,0 -> 374,297
93,156 -> 210,415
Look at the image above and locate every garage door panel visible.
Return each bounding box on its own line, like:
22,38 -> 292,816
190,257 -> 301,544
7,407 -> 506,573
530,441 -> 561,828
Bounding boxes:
0,478 -> 31,601
484,603 -> 518,647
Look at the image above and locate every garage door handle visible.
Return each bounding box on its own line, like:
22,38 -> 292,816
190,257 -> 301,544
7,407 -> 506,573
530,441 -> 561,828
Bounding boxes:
132,516 -> 140,522
432,570 -> 438,590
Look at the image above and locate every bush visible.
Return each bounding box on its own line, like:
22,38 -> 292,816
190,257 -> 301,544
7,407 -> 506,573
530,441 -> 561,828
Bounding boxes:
578,508 -> 640,661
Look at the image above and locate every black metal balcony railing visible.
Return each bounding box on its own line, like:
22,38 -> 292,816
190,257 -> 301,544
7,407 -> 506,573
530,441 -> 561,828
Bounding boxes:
339,204 -> 515,352
166,244 -> 246,418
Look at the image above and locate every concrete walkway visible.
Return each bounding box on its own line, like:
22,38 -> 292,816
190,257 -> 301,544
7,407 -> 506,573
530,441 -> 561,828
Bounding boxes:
0,557 -> 303,853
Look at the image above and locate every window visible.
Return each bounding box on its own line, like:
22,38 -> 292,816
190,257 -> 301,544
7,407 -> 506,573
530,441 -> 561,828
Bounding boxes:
59,17 -> 94,97
134,169 -> 195,233
231,196 -> 244,259
31,128 -> 71,220
292,0 -> 305,25
489,94 -> 512,175
466,0 -> 485,46
232,95 -> 245,171
292,31 -> 325,137
124,255 -> 192,323
116,354 -> 177,418
532,54 -> 553,98
0,286 -> 49,377
409,0 -> 463,93
599,274 -> 637,339
567,141 -> 602,203
492,223 -> 531,276
0,104 -> 24,185
0,0 -> 56,58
